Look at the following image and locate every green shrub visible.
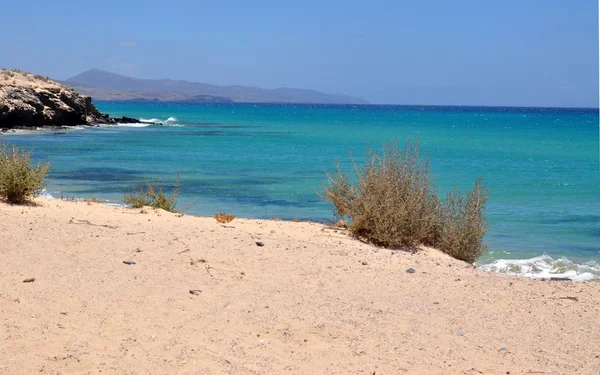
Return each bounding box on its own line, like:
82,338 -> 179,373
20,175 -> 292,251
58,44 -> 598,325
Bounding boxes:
0,143 -> 50,204
322,139 -> 490,263
124,174 -> 182,213
439,177 -> 490,263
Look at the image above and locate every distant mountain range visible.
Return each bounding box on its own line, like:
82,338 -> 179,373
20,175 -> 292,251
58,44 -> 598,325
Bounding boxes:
62,69 -> 369,104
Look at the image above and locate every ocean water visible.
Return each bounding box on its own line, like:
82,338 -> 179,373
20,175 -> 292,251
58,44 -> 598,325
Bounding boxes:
2,102 -> 599,280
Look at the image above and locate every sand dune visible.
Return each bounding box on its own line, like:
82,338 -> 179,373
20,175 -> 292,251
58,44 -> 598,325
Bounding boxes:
1,199 -> 598,374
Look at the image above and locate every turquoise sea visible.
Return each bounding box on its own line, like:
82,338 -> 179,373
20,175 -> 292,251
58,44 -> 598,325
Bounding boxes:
3,102 -> 599,280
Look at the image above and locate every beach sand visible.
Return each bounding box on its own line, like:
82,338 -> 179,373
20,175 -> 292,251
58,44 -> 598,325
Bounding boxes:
1,199 -> 598,374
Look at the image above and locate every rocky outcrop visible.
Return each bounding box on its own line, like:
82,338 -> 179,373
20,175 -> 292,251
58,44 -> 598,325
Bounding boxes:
0,69 -> 137,129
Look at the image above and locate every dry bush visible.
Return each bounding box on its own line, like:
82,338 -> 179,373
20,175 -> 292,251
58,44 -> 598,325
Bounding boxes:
124,174 -> 182,213
322,139 -> 490,263
0,143 -> 50,204
33,74 -> 48,81
323,140 -> 441,248
439,177 -> 490,263
214,212 -> 235,223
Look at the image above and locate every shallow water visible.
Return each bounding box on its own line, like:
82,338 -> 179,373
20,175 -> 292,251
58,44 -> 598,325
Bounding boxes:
3,102 -> 599,279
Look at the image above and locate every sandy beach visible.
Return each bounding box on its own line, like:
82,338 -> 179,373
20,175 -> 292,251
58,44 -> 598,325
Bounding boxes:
1,198 -> 598,374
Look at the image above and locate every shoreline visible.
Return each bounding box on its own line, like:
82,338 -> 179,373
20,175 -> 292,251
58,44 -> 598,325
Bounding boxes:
30,193 -> 600,282
0,121 -> 156,135
1,198 -> 599,373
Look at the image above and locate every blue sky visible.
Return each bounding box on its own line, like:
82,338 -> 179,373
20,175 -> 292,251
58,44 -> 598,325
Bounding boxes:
1,0 -> 598,107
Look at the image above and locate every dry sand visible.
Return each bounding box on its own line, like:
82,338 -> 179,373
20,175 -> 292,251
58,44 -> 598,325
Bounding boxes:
1,199 -> 599,374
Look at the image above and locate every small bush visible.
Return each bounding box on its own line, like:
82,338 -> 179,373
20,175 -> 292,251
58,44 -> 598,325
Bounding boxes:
439,178 -> 490,263
214,212 -> 235,223
124,174 -> 182,213
322,139 -> 490,263
323,140 -> 441,248
0,143 -> 50,204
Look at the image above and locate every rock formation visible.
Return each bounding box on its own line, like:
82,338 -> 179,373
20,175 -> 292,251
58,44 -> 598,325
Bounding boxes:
0,69 -> 139,129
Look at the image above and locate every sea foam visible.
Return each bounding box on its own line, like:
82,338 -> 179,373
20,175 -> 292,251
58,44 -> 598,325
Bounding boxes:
39,189 -> 54,199
139,116 -> 180,126
478,255 -> 600,282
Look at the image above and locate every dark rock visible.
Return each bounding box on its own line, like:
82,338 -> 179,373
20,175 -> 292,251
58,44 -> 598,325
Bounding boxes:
256,241 -> 265,247
406,268 -> 416,274
189,289 -> 202,295
550,277 -> 571,281
0,70 -> 143,128
111,116 -> 146,124
123,259 -> 136,265
22,278 -> 35,283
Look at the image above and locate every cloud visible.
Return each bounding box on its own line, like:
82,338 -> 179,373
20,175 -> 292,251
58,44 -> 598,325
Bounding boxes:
119,41 -> 137,48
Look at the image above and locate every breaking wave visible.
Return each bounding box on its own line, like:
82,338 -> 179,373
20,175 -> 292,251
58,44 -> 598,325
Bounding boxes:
139,116 -> 180,126
478,255 -> 600,282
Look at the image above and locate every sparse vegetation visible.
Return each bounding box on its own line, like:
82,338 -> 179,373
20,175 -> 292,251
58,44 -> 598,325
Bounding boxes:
0,142 -> 50,204
322,139 -> 490,263
33,73 -> 51,82
438,177 -> 490,262
214,212 -> 236,223
124,174 -> 183,213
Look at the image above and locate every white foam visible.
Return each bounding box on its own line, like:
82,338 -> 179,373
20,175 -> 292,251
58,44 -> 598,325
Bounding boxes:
140,118 -> 161,123
139,116 -> 181,126
478,254 -> 600,282
39,189 -> 54,199
115,123 -> 151,128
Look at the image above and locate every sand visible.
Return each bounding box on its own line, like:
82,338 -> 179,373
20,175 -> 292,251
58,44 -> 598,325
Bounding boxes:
1,199 -> 598,374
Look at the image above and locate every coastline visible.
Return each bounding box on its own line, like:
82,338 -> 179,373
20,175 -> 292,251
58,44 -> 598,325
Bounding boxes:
34,191 -> 600,282
1,198 -> 599,374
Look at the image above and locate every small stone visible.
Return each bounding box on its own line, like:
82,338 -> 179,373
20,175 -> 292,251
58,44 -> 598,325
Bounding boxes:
189,289 -> 202,295
419,347 -> 424,350
304,339 -> 308,342
456,332 -> 464,336
499,347 -> 508,352
23,278 -> 35,283
361,261 -> 368,265
256,241 -> 265,247
123,260 -> 136,265
406,268 -> 416,274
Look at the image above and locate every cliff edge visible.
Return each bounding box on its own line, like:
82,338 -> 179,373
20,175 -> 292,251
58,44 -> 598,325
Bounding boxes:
0,69 -> 117,128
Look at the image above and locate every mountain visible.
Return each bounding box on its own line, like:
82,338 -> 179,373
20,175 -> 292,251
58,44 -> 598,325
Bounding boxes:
63,69 -> 369,104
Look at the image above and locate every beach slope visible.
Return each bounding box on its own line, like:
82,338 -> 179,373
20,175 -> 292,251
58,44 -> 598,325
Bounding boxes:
1,199 -> 598,374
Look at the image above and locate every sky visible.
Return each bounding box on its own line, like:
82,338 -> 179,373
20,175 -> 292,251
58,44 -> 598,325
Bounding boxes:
1,0 -> 598,107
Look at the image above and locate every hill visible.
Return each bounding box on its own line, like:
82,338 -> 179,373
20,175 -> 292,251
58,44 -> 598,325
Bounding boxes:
0,69 -> 132,128
64,69 -> 369,104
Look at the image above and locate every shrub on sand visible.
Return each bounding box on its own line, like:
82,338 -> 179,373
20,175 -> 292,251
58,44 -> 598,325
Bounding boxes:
124,174 -> 182,213
439,177 -> 490,263
322,139 -> 490,263
0,143 -> 50,204
323,140 -> 441,248
214,212 -> 235,223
